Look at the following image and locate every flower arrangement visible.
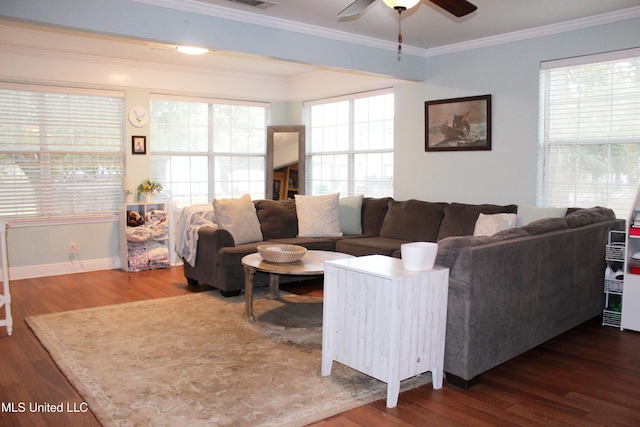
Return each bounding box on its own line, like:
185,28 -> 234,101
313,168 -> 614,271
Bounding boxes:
136,179 -> 163,200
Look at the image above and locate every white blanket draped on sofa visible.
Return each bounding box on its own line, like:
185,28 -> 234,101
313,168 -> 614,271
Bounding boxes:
176,204 -> 217,266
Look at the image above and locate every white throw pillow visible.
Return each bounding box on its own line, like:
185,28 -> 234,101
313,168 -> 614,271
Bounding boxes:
473,213 -> 517,236
517,204 -> 567,226
213,194 -> 263,244
295,193 -> 343,237
339,195 -> 364,235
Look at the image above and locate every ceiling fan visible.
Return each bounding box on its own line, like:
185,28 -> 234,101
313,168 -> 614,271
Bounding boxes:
339,0 -> 477,51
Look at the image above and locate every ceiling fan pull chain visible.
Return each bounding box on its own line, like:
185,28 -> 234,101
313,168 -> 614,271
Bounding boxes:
398,15 -> 402,52
397,7 -> 404,54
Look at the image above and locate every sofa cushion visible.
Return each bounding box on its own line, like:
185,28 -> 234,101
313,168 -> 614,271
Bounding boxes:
361,197 -> 392,236
213,194 -> 263,244
339,195 -> 364,235
218,241 -> 269,266
522,217 -> 569,235
267,237 -> 336,251
295,193 -> 343,237
437,203 -> 518,240
565,206 -> 616,228
380,199 -> 447,242
254,199 -> 298,239
516,204 -> 567,226
218,238 -> 336,267
336,236 -> 410,257
473,213 -> 517,236
491,227 -> 529,240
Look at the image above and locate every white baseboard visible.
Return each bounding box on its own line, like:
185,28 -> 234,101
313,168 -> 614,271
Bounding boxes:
7,257 -> 121,280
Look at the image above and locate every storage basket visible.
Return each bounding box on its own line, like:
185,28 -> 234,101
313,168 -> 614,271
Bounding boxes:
605,243 -> 625,262
605,279 -> 623,294
257,244 -> 307,263
603,309 -> 622,328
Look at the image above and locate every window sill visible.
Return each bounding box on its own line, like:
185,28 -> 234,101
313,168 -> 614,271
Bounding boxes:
2,214 -> 118,228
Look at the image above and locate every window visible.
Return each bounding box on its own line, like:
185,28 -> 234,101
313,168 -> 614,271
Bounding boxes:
539,49 -> 640,218
303,89 -> 394,197
150,95 -> 269,209
0,83 -> 124,218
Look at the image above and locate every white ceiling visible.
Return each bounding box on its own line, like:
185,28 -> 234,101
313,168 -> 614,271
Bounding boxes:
147,0 -> 640,50
2,0 -> 640,81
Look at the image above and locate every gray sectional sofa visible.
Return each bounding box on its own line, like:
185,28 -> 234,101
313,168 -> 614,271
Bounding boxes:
182,197 -> 624,388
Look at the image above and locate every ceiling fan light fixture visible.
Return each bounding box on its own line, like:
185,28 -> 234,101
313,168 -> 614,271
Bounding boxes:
382,0 -> 420,10
176,45 -> 209,55
382,0 -> 420,54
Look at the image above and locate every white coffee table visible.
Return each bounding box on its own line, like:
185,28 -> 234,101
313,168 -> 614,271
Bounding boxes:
241,250 -> 353,323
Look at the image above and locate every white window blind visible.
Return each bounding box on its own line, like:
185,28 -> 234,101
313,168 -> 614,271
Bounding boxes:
0,83 -> 125,218
303,89 -> 394,197
150,95 -> 269,208
539,49 -> 640,218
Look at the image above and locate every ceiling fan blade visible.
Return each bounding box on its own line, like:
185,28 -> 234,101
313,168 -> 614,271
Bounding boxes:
338,0 -> 376,17
429,0 -> 477,17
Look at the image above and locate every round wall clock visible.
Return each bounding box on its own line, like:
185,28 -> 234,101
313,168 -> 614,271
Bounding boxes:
128,106 -> 149,128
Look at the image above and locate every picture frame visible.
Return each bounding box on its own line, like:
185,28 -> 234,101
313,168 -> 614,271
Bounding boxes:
132,135 -> 146,155
425,94 -> 491,152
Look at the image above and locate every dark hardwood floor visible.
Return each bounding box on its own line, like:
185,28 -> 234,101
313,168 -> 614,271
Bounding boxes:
1,267 -> 639,426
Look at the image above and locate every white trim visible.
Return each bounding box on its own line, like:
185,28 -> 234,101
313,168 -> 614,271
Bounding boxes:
6,215 -> 118,229
0,43 -> 290,87
0,80 -> 124,98
132,0 -> 426,56
7,257 -> 121,281
134,0 -> 640,58
151,92 -> 270,107
303,87 -> 393,107
541,47 -> 640,70
425,7 -> 640,57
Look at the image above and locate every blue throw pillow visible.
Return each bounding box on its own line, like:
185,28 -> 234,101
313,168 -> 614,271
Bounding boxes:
339,195 -> 364,235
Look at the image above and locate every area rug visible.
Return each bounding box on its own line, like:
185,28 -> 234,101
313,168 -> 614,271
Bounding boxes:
26,290 -> 431,427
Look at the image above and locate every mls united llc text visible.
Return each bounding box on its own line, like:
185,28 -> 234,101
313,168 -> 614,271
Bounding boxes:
2,401 -> 88,413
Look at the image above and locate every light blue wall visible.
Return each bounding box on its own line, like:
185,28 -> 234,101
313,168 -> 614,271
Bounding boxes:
1,2 -> 639,277
394,18 -> 640,205
0,0 -> 425,80
7,222 -> 120,272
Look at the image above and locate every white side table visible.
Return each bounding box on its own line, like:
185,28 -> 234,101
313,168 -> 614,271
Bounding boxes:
321,255 -> 449,408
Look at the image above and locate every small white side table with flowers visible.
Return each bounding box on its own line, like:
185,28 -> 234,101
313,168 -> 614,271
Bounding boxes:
321,255 -> 449,408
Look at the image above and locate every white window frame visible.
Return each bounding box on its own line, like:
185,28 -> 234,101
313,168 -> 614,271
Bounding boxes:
538,48 -> 640,218
149,94 -> 270,208
303,89 -> 394,197
0,82 -> 125,219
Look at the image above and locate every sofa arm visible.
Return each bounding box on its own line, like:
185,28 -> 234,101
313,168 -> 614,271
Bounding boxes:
435,227 -> 528,270
183,227 -> 235,287
198,226 -> 235,249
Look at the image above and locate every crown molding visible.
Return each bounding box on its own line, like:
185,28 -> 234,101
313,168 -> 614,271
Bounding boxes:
133,1 -> 640,59
131,0 -> 426,56
0,43 -> 289,84
424,6 -> 640,57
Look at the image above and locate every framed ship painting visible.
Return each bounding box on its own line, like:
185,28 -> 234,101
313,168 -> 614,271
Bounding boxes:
425,95 -> 491,152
